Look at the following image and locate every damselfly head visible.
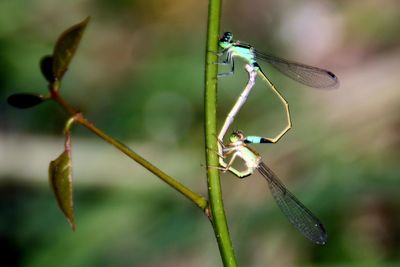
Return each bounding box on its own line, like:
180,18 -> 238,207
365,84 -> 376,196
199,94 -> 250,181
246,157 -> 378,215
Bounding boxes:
219,32 -> 233,44
229,130 -> 244,143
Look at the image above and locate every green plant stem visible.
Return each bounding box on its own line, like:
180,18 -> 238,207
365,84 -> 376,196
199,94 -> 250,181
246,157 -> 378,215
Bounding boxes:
51,90 -> 207,211
204,0 -> 238,266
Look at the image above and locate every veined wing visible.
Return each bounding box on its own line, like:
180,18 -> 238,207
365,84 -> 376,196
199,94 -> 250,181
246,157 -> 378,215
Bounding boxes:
257,162 -> 327,244
254,50 -> 338,88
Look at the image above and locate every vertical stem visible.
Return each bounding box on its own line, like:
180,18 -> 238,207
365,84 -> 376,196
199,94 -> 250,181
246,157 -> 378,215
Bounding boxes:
204,0 -> 238,266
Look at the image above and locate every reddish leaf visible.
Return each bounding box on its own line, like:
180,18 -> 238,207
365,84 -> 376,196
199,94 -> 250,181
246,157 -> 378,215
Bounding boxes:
7,93 -> 45,109
52,17 -> 90,80
48,133 -> 75,230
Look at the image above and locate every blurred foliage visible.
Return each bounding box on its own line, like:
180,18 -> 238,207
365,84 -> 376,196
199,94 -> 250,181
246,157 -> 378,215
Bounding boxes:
1,0 -> 400,267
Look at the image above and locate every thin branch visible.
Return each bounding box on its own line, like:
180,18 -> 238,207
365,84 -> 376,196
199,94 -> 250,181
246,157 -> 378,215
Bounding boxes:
51,91 -> 208,211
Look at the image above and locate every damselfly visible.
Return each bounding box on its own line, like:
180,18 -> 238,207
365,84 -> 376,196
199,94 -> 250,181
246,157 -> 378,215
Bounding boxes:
218,130 -> 327,245
216,32 -> 339,144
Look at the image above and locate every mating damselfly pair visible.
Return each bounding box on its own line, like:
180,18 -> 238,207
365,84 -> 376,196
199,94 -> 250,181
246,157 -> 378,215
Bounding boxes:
215,32 -> 338,245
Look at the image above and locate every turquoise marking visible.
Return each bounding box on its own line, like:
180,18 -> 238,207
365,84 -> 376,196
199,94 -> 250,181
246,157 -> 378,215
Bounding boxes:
230,46 -> 255,63
219,41 -> 231,49
245,136 -> 263,144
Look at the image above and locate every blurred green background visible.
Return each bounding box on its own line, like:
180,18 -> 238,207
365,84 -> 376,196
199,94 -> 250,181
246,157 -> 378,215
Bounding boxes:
1,0 -> 400,266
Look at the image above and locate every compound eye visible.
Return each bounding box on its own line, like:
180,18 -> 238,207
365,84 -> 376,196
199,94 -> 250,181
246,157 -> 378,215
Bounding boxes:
225,32 -> 233,42
221,32 -> 233,42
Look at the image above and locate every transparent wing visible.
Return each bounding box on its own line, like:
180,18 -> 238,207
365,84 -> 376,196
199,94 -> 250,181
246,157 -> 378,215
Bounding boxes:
257,162 -> 327,244
254,50 -> 338,88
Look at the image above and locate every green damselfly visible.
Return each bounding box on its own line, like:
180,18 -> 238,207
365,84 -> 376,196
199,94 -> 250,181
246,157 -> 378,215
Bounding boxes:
218,130 -> 327,245
216,32 -> 339,144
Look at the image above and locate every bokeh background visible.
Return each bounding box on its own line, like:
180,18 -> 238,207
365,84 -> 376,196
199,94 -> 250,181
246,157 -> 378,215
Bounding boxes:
1,0 -> 399,266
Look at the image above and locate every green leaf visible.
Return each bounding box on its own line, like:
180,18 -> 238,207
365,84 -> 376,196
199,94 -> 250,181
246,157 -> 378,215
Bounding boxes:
52,16 -> 90,80
40,55 -> 55,82
7,93 -> 46,109
48,134 -> 75,231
